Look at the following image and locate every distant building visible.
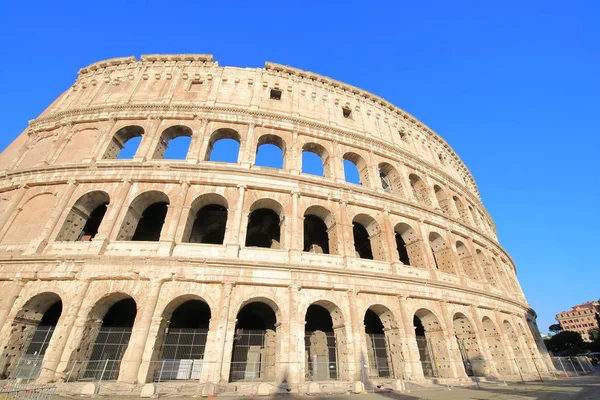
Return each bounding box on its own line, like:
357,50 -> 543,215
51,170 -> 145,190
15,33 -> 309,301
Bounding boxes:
556,301 -> 600,341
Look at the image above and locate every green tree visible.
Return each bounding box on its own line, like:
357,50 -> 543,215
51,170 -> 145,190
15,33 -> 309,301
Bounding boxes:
549,324 -> 563,333
544,331 -> 585,355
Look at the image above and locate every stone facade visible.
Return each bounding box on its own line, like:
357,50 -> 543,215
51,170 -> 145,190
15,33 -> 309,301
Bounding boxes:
0,54 -> 552,391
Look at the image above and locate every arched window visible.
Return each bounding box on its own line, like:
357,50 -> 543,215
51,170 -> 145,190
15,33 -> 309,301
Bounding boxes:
303,205 -> 338,255
205,128 -> 241,163
481,317 -> 511,376
302,143 -> 330,177
343,152 -> 370,186
245,200 -> 283,249
468,205 -> 480,228
414,309 -> 451,378
0,293 -> 62,379
352,214 -> 385,261
229,301 -> 278,382
117,191 -> 169,241
103,125 -> 144,159
152,299 -> 211,381
378,163 -> 403,195
255,134 -> 285,169
455,241 -> 479,280
305,302 -> 346,381
453,196 -> 470,223
476,249 -> 497,286
409,174 -> 431,205
394,223 -> 424,267
78,296 -> 137,381
182,194 -> 228,244
453,313 -> 483,377
152,125 -> 193,160
56,191 -> 110,241
429,232 -> 455,274
433,185 -> 452,215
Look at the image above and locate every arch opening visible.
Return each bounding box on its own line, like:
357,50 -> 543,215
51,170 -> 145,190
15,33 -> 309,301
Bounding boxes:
304,215 -> 329,254
434,185 -> 452,215
0,293 -> 62,379
453,196 -> 470,223
117,192 -> 169,242
378,163 -> 404,195
413,310 -> 450,378
305,304 -> 343,381
429,232 -> 455,274
364,309 -> 392,378
503,320 -> 532,375
56,191 -> 110,242
409,174 -> 431,205
395,223 -> 425,268
229,302 -> 277,382
205,129 -> 240,163
343,153 -> 369,186
185,205 -> 227,244
152,125 -> 193,160
456,241 -> 479,281
482,317 -> 511,376
245,207 -> 281,249
453,313 -> 484,377
152,300 -> 211,381
75,297 -> 137,381
255,135 -> 285,169
302,143 -> 330,178
352,215 -> 385,261
103,125 -> 144,159
304,206 -> 338,255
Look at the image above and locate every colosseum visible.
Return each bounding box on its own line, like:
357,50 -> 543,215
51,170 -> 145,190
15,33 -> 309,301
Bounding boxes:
0,54 -> 552,395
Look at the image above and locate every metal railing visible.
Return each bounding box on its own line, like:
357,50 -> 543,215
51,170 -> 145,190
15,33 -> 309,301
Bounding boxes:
0,355 -> 594,397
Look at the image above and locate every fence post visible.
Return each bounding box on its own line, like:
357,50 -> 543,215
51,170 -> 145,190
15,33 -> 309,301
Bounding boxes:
568,358 -> 577,376
513,359 -> 524,382
558,358 -> 568,377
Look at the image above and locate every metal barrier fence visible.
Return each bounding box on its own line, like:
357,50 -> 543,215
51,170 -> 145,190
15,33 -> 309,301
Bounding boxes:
551,356 -> 595,377
0,355 -> 595,397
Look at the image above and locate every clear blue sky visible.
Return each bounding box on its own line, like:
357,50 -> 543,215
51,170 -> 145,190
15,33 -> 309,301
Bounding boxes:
1,1 -> 598,334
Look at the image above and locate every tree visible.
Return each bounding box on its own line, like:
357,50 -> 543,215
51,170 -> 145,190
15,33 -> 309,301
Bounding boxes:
549,324 -> 563,333
544,331 -> 585,355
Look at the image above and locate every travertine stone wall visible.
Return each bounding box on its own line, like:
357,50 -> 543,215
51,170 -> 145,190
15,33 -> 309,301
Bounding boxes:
0,55 -> 550,389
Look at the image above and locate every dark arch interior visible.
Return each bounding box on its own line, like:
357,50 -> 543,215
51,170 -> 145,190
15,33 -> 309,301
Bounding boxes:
305,304 -> 338,380
305,304 -> 334,332
80,204 -> 108,240
102,298 -> 137,328
364,309 -> 391,378
414,315 -> 426,336
364,309 -> 384,334
353,222 -> 373,259
170,300 -> 211,329
132,202 -> 168,241
303,215 -> 329,254
245,208 -> 280,248
40,301 -> 63,326
236,302 -> 276,330
230,302 -> 277,382
395,233 -> 411,265
188,204 -> 227,244
153,300 -> 212,381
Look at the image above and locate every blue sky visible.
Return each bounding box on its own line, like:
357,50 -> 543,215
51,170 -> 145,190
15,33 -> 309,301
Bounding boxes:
0,1 -> 598,333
